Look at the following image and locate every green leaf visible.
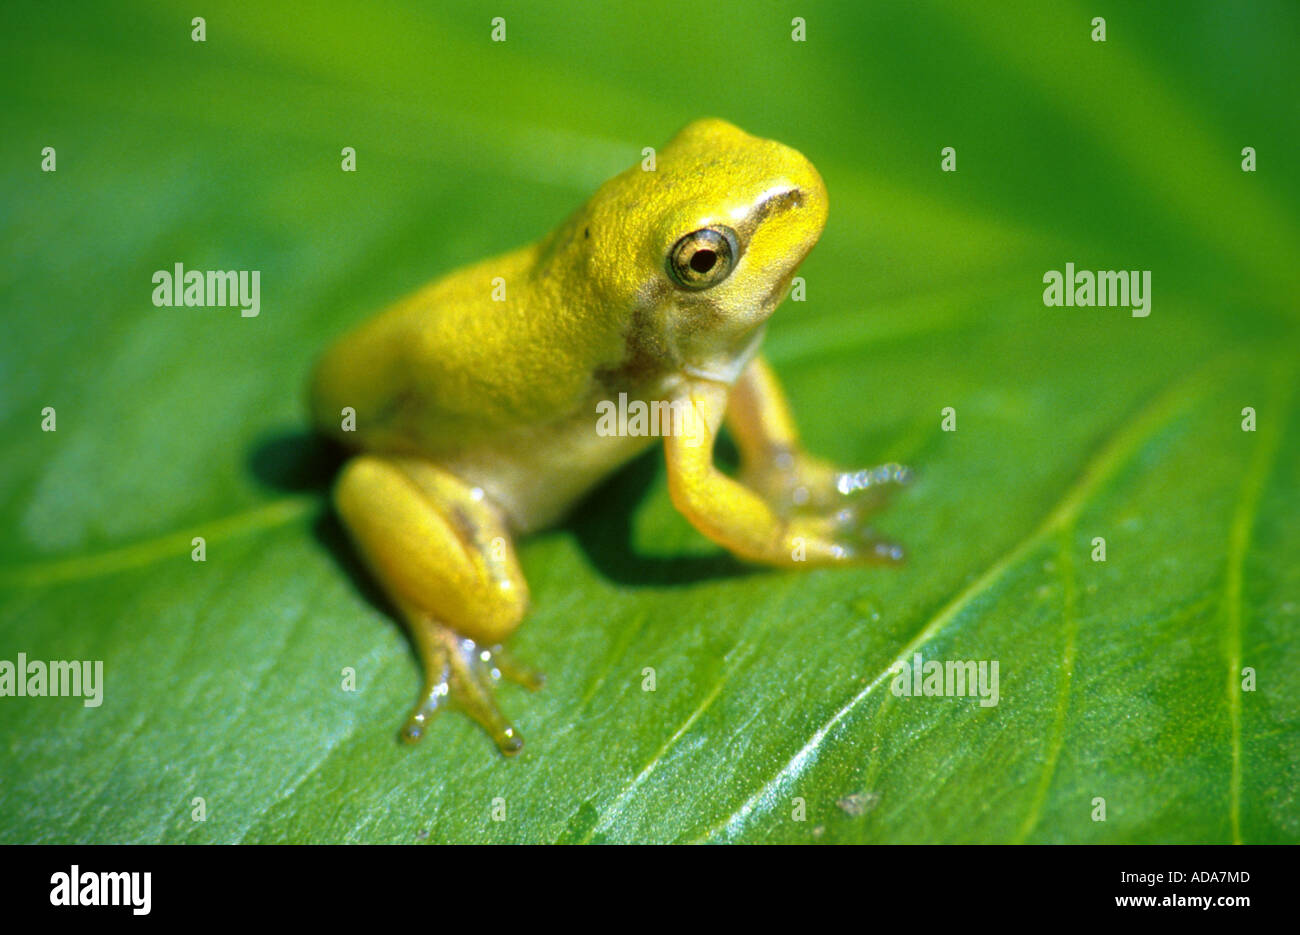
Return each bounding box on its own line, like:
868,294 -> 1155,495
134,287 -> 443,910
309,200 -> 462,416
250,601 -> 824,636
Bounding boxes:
1,0 -> 1297,844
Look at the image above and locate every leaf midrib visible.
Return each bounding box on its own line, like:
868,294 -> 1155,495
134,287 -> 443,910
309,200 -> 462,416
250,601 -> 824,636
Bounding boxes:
697,349 -> 1236,843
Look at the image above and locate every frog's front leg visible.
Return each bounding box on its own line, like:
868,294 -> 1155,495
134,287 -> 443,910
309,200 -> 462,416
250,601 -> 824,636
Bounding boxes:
333,455 -> 542,754
727,356 -> 911,534
664,371 -> 907,567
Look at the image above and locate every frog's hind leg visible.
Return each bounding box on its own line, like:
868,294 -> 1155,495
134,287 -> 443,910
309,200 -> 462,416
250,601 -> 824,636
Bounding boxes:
333,454 -> 542,755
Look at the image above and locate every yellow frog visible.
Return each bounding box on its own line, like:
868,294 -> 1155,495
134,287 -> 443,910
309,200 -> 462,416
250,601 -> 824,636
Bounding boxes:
308,118 -> 910,754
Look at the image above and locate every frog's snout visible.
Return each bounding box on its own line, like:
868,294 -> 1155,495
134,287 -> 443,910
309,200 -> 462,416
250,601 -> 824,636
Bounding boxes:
771,150 -> 829,237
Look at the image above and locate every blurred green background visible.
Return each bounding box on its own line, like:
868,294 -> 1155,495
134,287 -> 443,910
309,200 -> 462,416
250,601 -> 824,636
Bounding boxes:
1,0 -> 1296,843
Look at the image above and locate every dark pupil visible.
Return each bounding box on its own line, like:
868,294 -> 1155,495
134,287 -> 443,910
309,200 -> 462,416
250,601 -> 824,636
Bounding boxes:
689,249 -> 717,274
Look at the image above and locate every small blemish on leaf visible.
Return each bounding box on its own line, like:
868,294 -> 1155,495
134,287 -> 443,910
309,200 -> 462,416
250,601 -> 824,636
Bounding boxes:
836,792 -> 880,817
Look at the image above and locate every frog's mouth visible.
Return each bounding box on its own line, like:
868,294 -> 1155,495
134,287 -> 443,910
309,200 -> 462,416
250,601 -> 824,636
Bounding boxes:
762,267 -> 800,314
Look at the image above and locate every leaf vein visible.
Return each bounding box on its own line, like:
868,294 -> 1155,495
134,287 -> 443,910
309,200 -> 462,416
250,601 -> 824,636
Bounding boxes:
699,355 -> 1224,842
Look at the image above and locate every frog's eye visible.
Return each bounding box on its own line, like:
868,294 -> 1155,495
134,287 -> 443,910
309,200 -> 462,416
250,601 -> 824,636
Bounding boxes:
667,226 -> 739,291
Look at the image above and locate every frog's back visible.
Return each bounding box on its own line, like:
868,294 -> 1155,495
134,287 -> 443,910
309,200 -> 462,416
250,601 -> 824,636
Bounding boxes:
308,241 -> 619,459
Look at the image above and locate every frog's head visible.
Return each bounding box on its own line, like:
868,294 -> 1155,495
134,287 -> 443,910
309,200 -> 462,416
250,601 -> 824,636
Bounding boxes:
574,118 -> 829,383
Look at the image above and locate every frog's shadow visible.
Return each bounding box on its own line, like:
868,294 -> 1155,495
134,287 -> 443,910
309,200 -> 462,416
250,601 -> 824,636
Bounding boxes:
559,441 -> 755,587
246,430 -> 397,615
248,429 -> 753,605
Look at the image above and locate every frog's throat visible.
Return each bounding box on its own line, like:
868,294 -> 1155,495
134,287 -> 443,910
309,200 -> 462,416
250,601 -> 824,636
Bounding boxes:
680,324 -> 767,385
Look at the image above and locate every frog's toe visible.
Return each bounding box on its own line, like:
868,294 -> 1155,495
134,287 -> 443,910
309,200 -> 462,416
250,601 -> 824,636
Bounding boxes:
806,461 -> 913,524
833,462 -> 913,497
818,514 -> 907,565
853,528 -> 907,565
784,510 -> 907,567
484,641 -> 546,691
747,455 -> 913,517
401,625 -> 541,755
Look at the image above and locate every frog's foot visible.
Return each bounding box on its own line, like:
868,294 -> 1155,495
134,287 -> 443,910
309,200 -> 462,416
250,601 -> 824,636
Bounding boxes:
764,455 -> 911,566
401,622 -> 544,755
745,450 -> 913,519
788,509 -> 908,566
